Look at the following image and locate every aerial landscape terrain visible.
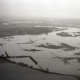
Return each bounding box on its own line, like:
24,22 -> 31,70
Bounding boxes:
0,18 -> 80,80
0,0 -> 80,80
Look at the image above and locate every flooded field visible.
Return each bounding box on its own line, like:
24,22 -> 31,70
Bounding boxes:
0,26 -> 80,76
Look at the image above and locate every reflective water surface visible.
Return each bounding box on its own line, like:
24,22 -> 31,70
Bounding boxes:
0,27 -> 80,75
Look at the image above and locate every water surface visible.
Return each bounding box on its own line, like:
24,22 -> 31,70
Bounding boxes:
0,27 -> 80,75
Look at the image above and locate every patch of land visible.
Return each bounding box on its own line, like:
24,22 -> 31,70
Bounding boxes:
0,58 -> 78,80
22,49 -> 43,52
36,43 -> 78,51
56,32 -> 80,37
0,20 -> 70,38
0,26 -> 54,38
75,52 -> 80,55
56,32 -> 73,37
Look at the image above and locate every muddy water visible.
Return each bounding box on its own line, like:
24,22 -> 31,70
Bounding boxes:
0,27 -> 80,75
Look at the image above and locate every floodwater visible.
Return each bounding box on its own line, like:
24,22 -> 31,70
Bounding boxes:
0,27 -> 80,75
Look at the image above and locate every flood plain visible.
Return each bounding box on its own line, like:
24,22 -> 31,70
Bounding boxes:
0,26 -> 80,76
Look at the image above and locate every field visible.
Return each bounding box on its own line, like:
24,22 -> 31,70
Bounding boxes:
0,18 -> 80,80
0,18 -> 80,37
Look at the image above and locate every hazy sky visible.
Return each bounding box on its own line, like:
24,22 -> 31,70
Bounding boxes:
0,0 -> 80,18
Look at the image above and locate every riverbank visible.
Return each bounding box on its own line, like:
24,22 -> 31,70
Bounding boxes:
0,58 -> 79,80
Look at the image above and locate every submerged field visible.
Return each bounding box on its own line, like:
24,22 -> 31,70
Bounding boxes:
0,19 -> 80,79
